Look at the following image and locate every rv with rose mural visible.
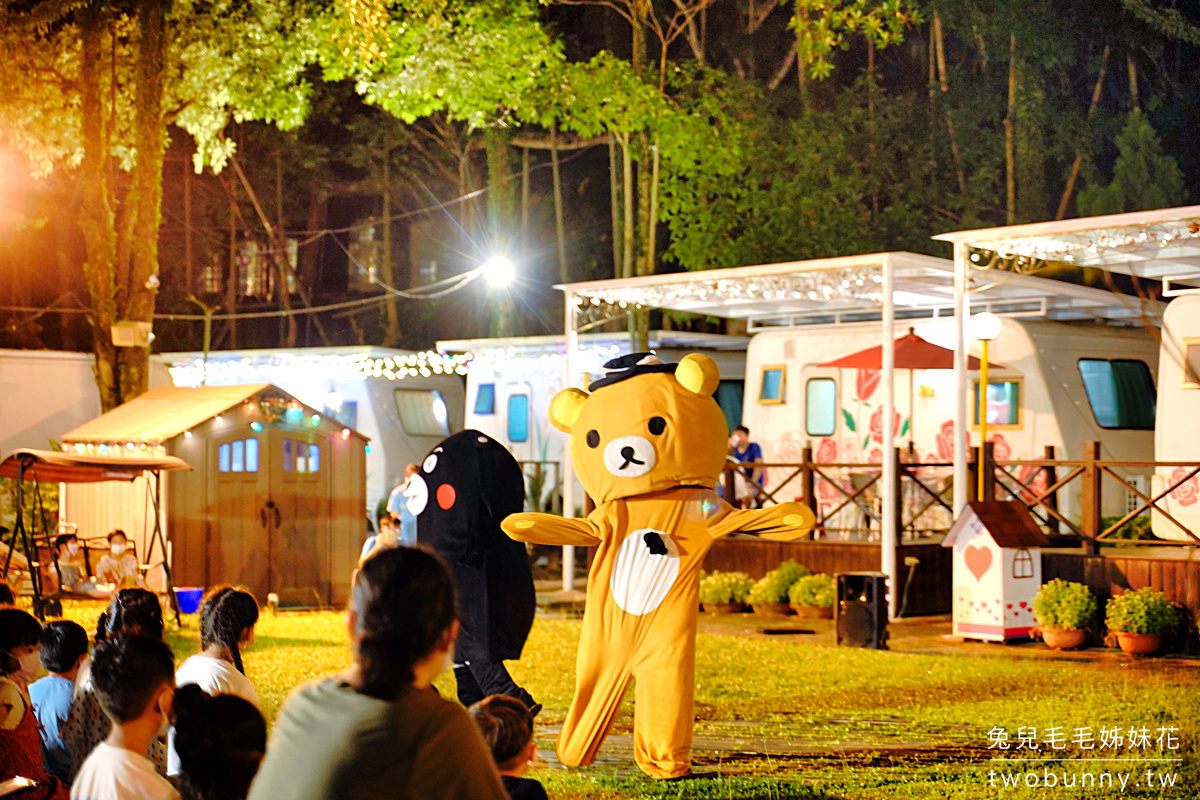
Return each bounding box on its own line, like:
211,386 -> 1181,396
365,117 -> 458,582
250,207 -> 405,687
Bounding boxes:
1152,292 -> 1200,541
741,317 -> 1160,533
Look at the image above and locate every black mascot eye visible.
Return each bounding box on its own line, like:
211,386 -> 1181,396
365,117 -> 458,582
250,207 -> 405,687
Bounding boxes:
586,430 -> 601,448
648,416 -> 666,436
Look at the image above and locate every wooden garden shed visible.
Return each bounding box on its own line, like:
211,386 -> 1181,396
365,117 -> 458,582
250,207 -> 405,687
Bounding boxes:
60,384 -> 367,606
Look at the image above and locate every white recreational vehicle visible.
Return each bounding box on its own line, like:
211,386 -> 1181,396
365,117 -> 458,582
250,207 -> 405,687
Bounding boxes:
743,317 -> 1159,523
163,347 -> 466,515
1153,293 -> 1200,540
437,331 -> 749,511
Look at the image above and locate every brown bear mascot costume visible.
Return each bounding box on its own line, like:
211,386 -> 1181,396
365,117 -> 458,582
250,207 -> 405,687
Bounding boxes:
502,353 -> 816,779
410,430 -> 538,712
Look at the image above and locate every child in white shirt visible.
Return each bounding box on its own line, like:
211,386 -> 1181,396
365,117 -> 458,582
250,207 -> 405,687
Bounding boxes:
71,635 -> 178,800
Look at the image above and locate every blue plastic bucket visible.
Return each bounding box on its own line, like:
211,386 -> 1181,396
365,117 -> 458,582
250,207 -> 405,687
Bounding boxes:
174,587 -> 205,614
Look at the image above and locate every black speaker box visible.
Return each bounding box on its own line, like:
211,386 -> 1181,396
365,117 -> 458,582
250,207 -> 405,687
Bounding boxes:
836,572 -> 888,649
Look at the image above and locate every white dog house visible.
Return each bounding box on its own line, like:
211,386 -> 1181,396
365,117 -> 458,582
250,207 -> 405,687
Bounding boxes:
942,500 -> 1050,641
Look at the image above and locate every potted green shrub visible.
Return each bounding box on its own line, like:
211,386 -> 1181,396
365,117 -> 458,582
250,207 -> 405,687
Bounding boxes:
1105,587 -> 1182,655
1032,579 -> 1097,650
747,560 -> 810,616
699,570 -> 753,613
788,573 -> 835,619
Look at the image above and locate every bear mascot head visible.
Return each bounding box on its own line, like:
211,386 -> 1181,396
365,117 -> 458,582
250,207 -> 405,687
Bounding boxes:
549,352 -> 728,503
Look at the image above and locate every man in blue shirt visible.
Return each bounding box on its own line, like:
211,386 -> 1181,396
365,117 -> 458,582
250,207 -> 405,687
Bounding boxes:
29,620 -> 89,782
729,425 -> 765,508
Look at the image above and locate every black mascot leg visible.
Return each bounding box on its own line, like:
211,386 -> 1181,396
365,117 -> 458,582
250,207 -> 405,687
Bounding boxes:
466,661 -> 538,712
453,663 -> 486,707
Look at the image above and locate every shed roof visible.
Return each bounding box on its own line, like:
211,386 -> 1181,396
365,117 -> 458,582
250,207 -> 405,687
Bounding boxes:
942,501 -> 1052,548
60,384 -> 270,445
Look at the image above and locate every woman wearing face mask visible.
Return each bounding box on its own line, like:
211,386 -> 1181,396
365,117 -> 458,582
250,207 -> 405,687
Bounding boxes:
0,607 -> 70,799
247,547 -> 509,800
95,531 -> 142,590
63,589 -> 168,781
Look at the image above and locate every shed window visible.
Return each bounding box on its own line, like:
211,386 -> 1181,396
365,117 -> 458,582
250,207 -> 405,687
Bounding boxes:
283,440 -> 294,472
393,389 -> 451,437
759,366 -> 786,404
1078,359 -> 1155,430
972,380 -> 1021,427
475,383 -> 496,415
1012,547 -> 1034,579
308,444 -> 320,472
508,394 -> 530,443
218,439 -> 257,473
806,378 -> 837,436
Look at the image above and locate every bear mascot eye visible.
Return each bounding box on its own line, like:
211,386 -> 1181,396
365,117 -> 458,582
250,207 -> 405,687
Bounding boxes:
648,416 -> 666,436
586,430 -> 601,448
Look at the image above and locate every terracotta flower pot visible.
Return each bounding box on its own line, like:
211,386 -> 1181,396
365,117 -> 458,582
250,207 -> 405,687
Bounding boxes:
1114,632 -> 1165,656
703,602 -> 747,614
752,602 -> 794,617
1040,628 -> 1087,650
790,604 -> 833,619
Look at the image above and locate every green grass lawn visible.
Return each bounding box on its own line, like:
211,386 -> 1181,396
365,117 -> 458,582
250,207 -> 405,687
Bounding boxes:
45,601 -> 1199,798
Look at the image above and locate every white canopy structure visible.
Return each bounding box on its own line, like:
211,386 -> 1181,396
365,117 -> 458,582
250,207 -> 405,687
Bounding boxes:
557,251 -> 1159,616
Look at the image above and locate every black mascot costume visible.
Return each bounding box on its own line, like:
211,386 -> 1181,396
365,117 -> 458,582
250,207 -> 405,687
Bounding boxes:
409,429 -> 538,712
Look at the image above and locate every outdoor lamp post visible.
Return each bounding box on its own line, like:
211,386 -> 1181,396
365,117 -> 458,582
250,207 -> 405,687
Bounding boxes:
971,312 -> 1002,501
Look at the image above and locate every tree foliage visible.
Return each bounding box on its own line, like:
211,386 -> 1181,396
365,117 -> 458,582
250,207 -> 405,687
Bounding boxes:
1077,110 -> 1187,216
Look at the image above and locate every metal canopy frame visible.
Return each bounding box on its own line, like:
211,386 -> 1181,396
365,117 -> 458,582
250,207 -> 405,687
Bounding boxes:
555,251 -> 1159,618
0,449 -> 191,621
934,203 -> 1200,561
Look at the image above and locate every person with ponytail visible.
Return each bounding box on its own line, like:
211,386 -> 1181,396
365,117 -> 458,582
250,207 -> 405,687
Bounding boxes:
166,587 -> 259,776
246,547 -> 509,800
173,685 -> 266,800
63,588 -> 168,781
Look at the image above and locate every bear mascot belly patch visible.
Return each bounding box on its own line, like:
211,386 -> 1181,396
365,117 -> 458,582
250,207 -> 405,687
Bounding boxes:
502,352 -> 816,779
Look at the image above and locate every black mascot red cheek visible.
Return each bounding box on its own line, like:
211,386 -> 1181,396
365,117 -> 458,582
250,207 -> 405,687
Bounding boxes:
412,430 -> 538,712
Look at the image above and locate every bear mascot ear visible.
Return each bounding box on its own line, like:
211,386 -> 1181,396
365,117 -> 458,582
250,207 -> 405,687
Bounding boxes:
549,387 -> 589,433
675,353 -> 720,397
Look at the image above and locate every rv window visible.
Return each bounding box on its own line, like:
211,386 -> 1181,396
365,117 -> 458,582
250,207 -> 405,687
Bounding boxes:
972,380 -> 1021,427
508,394 -> 530,443
759,366 -> 786,404
218,443 -> 231,472
1078,359 -> 1156,430
805,378 -> 837,436
1185,340 -> 1200,388
475,383 -> 496,415
393,389 -> 452,437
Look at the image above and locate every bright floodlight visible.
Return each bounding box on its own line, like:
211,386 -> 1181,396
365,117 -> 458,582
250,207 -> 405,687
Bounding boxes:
971,311 -> 1002,341
482,256 -> 515,287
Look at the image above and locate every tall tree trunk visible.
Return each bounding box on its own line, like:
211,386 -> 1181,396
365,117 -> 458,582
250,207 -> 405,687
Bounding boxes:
550,125 -> 568,283
381,144 -> 400,345
78,2 -> 120,411
1005,34 -> 1017,225
794,14 -> 809,114
608,134 -> 622,279
1056,45 -> 1109,220
933,11 -> 966,193
1127,55 -> 1138,110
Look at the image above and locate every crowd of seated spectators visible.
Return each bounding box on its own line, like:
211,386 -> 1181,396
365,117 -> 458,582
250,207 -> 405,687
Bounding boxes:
0,546 -> 547,800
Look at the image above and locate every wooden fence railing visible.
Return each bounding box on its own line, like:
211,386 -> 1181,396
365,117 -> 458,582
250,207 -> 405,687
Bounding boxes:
724,441 -> 1200,549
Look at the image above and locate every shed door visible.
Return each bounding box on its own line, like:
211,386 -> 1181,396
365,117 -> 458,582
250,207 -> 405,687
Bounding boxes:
268,432 -> 331,604
210,433 -> 269,599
